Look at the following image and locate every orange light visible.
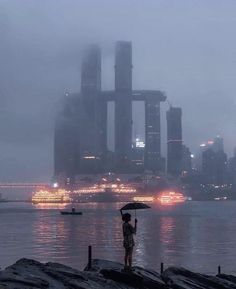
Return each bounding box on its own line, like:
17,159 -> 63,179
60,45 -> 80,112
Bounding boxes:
157,191 -> 186,205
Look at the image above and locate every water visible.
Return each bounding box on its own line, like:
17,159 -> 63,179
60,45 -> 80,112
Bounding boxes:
0,201 -> 236,274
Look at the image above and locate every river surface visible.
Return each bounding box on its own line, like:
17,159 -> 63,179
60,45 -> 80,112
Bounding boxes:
0,201 -> 236,274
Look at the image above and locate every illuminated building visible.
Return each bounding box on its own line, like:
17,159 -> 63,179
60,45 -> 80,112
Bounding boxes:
166,107 -> 182,175
131,137 -> 145,172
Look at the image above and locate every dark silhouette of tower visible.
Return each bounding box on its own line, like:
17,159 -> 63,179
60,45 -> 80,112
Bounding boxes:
114,41 -> 133,170
167,107 -> 182,175
81,44 -> 101,95
115,41 -> 132,92
80,45 -> 107,163
145,96 -> 163,171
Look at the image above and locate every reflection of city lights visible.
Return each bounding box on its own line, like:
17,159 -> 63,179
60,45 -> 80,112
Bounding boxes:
157,191 -> 186,205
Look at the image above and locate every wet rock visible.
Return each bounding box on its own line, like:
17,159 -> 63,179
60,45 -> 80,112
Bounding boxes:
2,258 -> 236,289
86,259 -> 167,288
162,267 -> 236,289
0,258 -> 167,289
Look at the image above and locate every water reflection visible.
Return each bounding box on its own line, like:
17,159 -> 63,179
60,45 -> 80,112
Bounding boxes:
1,202 -> 236,273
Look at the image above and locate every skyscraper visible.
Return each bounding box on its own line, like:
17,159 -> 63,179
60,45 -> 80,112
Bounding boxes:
114,41 -> 133,170
145,97 -> 162,171
166,107 -> 182,175
115,41 -> 132,92
212,135 -> 224,153
81,44 -> 101,95
202,148 -> 227,185
80,45 -> 106,162
182,145 -> 192,173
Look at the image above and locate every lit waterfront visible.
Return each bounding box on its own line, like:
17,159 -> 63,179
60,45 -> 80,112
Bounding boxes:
1,201 -> 236,274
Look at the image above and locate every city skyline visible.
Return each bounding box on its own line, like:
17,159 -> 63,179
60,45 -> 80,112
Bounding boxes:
0,0 -> 236,180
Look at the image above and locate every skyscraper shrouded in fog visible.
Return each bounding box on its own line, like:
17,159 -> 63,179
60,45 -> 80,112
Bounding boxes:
54,41 -> 166,182
114,41 -> 133,170
166,107 -> 183,175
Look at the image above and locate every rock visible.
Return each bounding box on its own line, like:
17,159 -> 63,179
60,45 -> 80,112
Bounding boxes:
162,267 -> 236,289
86,259 -> 167,288
0,258 -> 167,289
2,258 -> 236,289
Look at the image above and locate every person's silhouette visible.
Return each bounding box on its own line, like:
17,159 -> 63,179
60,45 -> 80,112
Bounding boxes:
122,213 -> 137,270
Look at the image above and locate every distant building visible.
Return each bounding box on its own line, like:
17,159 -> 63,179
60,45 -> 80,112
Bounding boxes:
228,148 -> 236,187
202,148 -> 227,185
182,145 -> 192,173
212,135 -> 224,153
166,107 -> 182,175
114,41 -> 133,170
131,138 -> 145,172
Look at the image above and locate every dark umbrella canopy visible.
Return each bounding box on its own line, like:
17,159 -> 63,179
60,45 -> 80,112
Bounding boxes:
120,202 -> 151,211
120,202 -> 151,217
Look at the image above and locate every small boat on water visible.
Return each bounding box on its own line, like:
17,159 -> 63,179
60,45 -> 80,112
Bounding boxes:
60,207 -> 82,215
60,211 -> 82,215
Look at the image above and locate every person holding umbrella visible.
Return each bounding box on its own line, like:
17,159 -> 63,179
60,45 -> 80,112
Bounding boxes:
122,212 -> 137,271
120,202 -> 150,271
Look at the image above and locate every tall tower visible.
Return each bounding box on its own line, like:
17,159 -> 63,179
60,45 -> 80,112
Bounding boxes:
81,44 -> 101,95
80,45 -> 107,167
145,96 -> 162,171
114,41 -> 133,170
115,41 -> 132,92
167,107 -> 182,175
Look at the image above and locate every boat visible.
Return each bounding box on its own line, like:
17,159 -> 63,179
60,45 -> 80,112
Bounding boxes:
60,207 -> 82,215
32,189 -> 71,204
157,191 -> 186,205
60,211 -> 83,215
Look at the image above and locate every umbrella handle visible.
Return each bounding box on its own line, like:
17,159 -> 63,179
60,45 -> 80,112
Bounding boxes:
135,209 -> 136,218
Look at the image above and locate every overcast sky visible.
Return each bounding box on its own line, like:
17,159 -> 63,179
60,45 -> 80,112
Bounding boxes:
0,0 -> 236,181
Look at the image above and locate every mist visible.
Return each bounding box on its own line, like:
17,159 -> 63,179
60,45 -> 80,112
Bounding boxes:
0,0 -> 235,181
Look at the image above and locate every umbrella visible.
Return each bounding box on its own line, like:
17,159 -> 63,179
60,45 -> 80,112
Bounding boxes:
120,202 -> 151,217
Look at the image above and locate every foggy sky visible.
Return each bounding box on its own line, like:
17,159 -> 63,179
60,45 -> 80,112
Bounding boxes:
0,0 -> 236,181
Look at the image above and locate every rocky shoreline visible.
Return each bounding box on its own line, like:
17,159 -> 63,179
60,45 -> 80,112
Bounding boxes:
0,258 -> 236,288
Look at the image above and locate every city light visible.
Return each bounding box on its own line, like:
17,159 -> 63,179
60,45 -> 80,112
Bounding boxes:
32,189 -> 72,204
157,191 -> 186,205
83,156 -> 96,159
53,182 -> 59,188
